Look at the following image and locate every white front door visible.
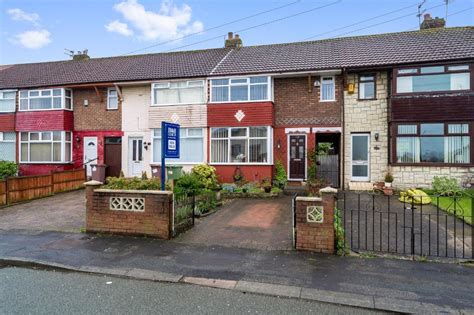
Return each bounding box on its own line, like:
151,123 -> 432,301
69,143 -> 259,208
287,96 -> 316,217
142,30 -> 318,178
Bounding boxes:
83,137 -> 98,176
128,137 -> 143,177
351,133 -> 370,181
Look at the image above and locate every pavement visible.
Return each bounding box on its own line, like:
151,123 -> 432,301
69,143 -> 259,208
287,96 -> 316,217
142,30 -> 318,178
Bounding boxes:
0,230 -> 473,313
0,267 -> 387,315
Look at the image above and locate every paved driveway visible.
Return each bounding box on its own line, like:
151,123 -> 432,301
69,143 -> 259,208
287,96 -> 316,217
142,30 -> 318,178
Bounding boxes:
0,190 -> 85,233
174,196 -> 293,250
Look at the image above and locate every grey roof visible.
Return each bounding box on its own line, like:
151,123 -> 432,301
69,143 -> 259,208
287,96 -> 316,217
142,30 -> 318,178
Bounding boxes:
1,27 -> 473,89
211,27 -> 474,75
0,48 -> 230,89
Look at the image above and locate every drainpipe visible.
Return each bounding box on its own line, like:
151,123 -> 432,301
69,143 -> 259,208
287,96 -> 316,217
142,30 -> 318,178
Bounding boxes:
341,67 -> 346,190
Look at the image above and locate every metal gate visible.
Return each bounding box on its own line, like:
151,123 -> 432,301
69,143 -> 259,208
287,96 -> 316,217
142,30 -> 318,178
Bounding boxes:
339,191 -> 473,259
316,155 -> 339,188
173,192 -> 195,236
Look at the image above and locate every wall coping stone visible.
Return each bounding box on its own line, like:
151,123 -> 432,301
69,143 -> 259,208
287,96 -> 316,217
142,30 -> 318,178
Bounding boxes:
84,180 -> 103,186
94,188 -> 172,195
320,186 -> 338,194
296,196 -> 322,202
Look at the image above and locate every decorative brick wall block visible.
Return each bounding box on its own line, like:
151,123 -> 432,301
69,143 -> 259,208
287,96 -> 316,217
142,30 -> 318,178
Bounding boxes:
295,187 -> 337,253
85,181 -> 173,239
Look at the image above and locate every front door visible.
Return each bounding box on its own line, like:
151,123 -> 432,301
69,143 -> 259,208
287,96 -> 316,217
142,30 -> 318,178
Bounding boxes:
128,137 -> 143,177
83,136 -> 98,176
351,133 -> 370,181
289,135 -> 306,180
104,137 -> 122,177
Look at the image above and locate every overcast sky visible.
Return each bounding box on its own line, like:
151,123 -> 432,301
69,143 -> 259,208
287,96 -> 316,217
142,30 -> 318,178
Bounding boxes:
0,0 -> 472,65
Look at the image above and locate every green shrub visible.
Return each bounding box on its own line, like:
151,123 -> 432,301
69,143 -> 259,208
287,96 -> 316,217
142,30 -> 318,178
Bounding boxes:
307,148 -> 318,181
175,172 -> 203,195
0,161 -> 18,180
432,176 -> 463,196
334,208 -> 348,255
192,164 -> 219,190
273,160 -> 287,189
103,177 -> 161,190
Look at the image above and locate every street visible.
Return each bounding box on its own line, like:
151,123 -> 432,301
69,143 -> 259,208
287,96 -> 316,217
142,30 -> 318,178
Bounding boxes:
0,266 -> 386,315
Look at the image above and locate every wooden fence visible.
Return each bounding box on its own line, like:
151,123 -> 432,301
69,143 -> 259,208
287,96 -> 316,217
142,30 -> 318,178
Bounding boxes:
0,169 -> 86,206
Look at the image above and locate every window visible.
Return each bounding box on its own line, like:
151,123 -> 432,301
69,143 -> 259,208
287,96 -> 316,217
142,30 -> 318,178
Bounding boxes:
20,131 -> 72,163
210,126 -> 271,164
107,88 -> 118,110
395,123 -> 470,164
320,76 -> 335,101
0,90 -> 16,112
19,88 -> 72,111
152,80 -> 204,105
211,76 -> 270,102
0,132 -> 16,162
359,74 -> 375,99
152,128 -> 204,163
396,65 -> 470,93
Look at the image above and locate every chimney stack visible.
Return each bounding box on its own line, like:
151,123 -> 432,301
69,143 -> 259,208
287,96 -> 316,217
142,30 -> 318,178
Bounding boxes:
225,32 -> 243,49
72,49 -> 90,61
420,13 -> 446,30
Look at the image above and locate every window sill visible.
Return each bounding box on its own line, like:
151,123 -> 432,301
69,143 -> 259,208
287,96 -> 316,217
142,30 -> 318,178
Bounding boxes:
19,162 -> 73,165
391,163 -> 473,167
208,100 -> 273,104
319,100 -> 336,103
150,102 -> 206,107
18,108 -> 73,112
357,98 -> 377,101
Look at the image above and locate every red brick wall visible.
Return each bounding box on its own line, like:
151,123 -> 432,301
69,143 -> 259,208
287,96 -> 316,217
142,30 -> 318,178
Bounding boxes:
16,110 -> 73,131
19,163 -> 74,176
73,130 -> 123,168
0,114 -> 15,131
212,165 -> 273,183
73,88 -> 122,131
207,102 -> 274,127
85,185 -> 173,239
273,76 -> 342,127
295,193 -> 336,253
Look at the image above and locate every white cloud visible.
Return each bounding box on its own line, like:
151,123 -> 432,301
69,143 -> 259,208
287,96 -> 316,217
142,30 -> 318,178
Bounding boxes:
111,0 -> 204,41
7,8 -> 40,25
106,20 -> 134,36
10,30 -> 51,49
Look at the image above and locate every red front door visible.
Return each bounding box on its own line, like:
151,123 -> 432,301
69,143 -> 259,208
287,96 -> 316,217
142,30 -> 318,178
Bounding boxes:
289,135 -> 306,180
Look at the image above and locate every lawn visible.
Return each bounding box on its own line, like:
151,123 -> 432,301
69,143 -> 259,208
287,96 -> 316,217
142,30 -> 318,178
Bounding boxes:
428,189 -> 473,225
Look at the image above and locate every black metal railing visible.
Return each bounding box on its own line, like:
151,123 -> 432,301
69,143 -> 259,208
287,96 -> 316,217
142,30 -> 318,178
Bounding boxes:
338,191 -> 473,259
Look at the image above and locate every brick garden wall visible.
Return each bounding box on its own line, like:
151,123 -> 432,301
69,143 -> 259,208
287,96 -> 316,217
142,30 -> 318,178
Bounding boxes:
85,182 -> 173,239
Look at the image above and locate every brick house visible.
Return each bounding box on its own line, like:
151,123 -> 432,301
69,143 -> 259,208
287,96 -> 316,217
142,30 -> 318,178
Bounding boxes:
0,79 -> 16,162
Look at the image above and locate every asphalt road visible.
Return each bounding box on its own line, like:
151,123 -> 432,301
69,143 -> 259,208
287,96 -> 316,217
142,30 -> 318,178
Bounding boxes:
0,267 -> 387,315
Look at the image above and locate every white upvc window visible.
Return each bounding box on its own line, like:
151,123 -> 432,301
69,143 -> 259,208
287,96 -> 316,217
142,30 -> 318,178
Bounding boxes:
211,76 -> 271,102
0,90 -> 16,113
320,76 -> 335,101
20,131 -> 72,163
210,126 -> 272,164
152,127 -> 205,164
0,132 -> 16,162
19,88 -> 73,111
107,88 -> 119,110
152,80 -> 205,106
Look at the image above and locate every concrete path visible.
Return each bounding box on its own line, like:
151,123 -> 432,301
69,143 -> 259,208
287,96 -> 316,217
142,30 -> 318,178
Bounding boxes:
175,196 -> 293,250
0,190 -> 85,233
0,230 -> 472,313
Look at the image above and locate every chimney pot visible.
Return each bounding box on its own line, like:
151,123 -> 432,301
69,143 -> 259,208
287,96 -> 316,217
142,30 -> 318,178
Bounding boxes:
420,13 -> 445,30
235,34 -> 240,39
228,32 -> 233,39
224,32 -> 243,49
424,13 -> 431,21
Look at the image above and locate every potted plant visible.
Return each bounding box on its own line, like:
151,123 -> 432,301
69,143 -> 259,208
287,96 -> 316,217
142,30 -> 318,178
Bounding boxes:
262,178 -> 272,193
384,171 -> 394,188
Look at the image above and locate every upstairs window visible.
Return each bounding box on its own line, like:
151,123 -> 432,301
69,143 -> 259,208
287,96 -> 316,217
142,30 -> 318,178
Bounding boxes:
211,76 -> 270,102
320,76 -> 335,101
107,88 -> 118,110
0,90 -> 16,112
152,80 -> 205,105
359,74 -> 375,99
396,65 -> 470,93
19,88 -> 72,111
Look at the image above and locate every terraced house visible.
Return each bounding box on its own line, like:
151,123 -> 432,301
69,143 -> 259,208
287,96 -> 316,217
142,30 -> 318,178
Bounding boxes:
0,23 -> 472,189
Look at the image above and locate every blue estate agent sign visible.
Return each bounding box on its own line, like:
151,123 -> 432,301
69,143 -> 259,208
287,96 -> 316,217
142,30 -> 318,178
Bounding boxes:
162,122 -> 180,158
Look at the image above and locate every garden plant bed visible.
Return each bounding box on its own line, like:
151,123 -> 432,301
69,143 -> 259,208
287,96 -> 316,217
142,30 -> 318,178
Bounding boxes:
221,191 -> 283,199
426,189 -> 474,225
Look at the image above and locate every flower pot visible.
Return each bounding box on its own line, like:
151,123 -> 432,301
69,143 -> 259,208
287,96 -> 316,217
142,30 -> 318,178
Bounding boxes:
264,186 -> 272,193
384,182 -> 392,188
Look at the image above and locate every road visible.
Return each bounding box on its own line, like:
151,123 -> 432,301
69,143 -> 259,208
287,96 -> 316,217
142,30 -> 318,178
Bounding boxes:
0,267 -> 387,315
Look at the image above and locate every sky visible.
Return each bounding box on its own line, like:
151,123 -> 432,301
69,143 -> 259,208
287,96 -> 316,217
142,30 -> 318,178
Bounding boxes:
0,0 -> 473,65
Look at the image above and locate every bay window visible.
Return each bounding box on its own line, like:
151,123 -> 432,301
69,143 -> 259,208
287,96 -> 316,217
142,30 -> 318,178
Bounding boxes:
396,65 -> 470,93
0,132 -> 16,162
19,88 -> 72,111
0,90 -> 16,112
20,131 -> 72,163
395,123 -> 471,164
210,126 -> 271,164
211,76 -> 270,102
320,76 -> 335,101
152,80 -> 205,105
152,128 -> 204,163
